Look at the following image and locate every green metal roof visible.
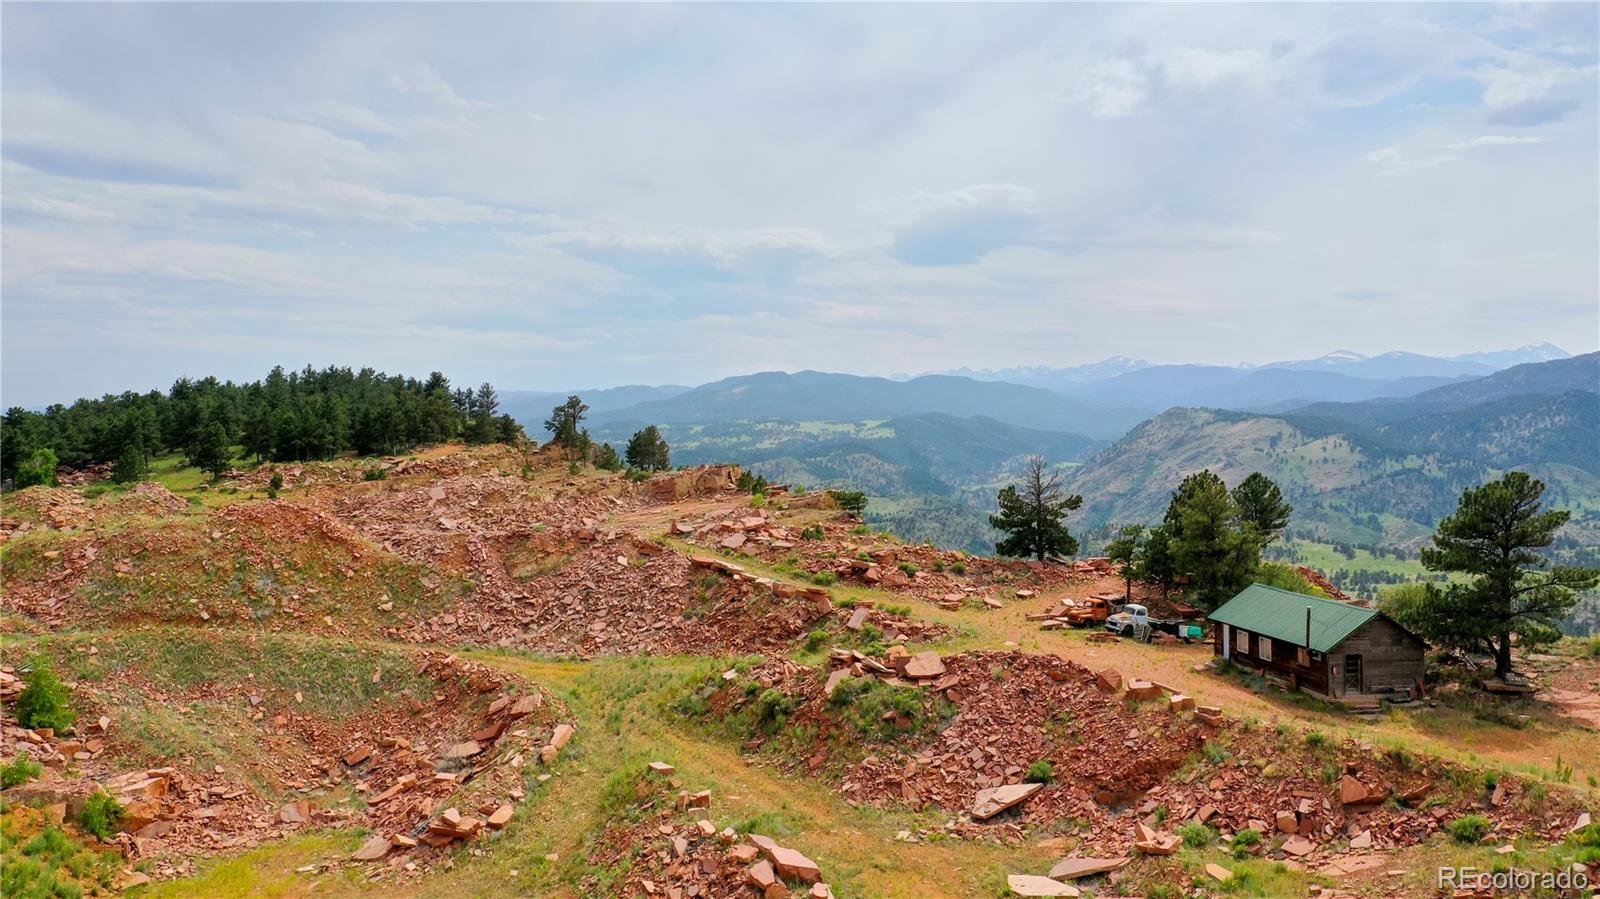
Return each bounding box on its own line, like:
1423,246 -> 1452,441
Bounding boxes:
1208,583 -> 1379,653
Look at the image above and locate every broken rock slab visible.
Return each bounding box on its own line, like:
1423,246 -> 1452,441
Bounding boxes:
1006,874 -> 1080,897
970,782 -> 1042,820
1048,857 -> 1129,880
352,834 -> 392,861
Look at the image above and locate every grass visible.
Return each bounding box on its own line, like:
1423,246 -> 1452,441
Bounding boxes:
134,831 -> 366,898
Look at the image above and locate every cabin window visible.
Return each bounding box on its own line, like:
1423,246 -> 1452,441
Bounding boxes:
1258,636 -> 1273,662
1235,629 -> 1248,654
1296,647 -> 1310,667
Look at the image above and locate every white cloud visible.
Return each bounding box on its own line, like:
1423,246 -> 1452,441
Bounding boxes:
1446,135 -> 1550,149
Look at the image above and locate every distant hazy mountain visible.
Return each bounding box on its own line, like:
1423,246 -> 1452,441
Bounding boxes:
500,384 -> 692,422
580,370 -> 1148,440
1289,352 -> 1600,429
927,356 -> 1152,389
1263,350 -> 1494,380
1451,342 -> 1572,369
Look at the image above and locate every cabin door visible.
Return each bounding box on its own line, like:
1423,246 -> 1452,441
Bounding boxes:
1343,654 -> 1363,693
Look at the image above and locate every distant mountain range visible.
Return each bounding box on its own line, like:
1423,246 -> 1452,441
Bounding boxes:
581,371 -> 1148,440
1063,352 -> 1600,554
502,345 -> 1593,555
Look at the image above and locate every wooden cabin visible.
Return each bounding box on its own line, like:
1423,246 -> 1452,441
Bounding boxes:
1208,583 -> 1427,701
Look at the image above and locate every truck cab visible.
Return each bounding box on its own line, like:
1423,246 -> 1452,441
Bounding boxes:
1066,596 -> 1111,626
1105,603 -> 1149,634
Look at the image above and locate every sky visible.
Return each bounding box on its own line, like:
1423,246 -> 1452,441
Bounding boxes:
3,3 -> 1597,407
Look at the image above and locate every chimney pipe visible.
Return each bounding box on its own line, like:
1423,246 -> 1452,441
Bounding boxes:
1305,606 -> 1312,649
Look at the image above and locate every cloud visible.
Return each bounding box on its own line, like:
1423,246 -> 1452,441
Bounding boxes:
1446,135 -> 1550,149
0,4 -> 1594,405
1059,57 -> 1149,117
888,184 -> 1039,266
522,226 -> 830,281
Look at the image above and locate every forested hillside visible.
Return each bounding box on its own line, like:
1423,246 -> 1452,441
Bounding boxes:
2,366 -> 523,482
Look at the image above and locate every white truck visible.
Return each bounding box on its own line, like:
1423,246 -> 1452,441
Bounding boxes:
1105,604 -> 1202,643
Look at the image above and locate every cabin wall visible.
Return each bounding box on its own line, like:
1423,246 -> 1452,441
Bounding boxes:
1214,625 -> 1329,695
1332,617 -> 1425,695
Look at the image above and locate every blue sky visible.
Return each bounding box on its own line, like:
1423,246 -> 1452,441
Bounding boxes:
3,3 -> 1596,406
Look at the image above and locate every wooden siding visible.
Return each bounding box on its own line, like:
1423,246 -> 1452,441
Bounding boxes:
1214,623 -> 1330,695
1328,615 -> 1426,698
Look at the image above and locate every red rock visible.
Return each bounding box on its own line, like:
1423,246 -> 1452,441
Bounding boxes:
747,860 -> 777,889
768,845 -> 821,882
1338,775 -> 1370,805
970,783 -> 1042,820
353,834 -> 391,861
1048,857 -> 1128,880
1006,874 -> 1078,897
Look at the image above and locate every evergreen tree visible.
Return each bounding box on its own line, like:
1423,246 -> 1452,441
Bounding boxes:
594,443 -> 623,471
1165,470 -> 1261,609
1417,472 -> 1599,678
1231,472 -> 1292,544
1132,522 -> 1178,599
1104,524 -> 1145,598
191,421 -> 231,478
544,395 -> 589,457
111,444 -> 149,484
990,457 -> 1083,562
624,425 -> 671,471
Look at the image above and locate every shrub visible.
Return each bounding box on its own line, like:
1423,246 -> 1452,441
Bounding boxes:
932,561 -> 945,573
754,688 -> 796,733
1585,637 -> 1600,659
850,525 -> 870,535
1303,731 -> 1327,749
897,562 -> 919,576
627,468 -> 651,483
1,752 -> 43,789
362,466 -> 387,481
16,657 -> 75,732
1447,813 -> 1493,844
1232,827 -> 1262,848
78,792 -> 123,840
803,630 -> 827,652
266,472 -> 283,499
15,448 -> 59,489
827,489 -> 867,515
1177,822 -> 1216,848
748,493 -> 767,509
1025,760 -> 1053,784
950,561 -> 967,575
800,526 -> 824,541
810,571 -> 838,587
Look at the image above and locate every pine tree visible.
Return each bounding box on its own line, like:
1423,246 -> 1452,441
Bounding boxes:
1231,472 -> 1292,544
1104,524 -> 1145,598
1418,472 -> 1599,678
191,421 -> 230,478
989,457 -> 1083,562
1132,522 -> 1178,599
544,395 -> 589,457
593,443 -> 622,471
625,425 -> 671,471
111,444 -> 149,484
1165,470 -> 1261,609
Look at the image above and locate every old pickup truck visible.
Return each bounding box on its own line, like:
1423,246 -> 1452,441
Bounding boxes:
1063,596 -> 1113,627
1105,604 -> 1203,643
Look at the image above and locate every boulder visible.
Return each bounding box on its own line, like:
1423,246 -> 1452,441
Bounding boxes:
352,834 -> 392,861
1005,874 -> 1079,897
1338,775 -> 1370,805
970,783 -> 1042,820
1047,857 -> 1129,880
1095,669 -> 1122,693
